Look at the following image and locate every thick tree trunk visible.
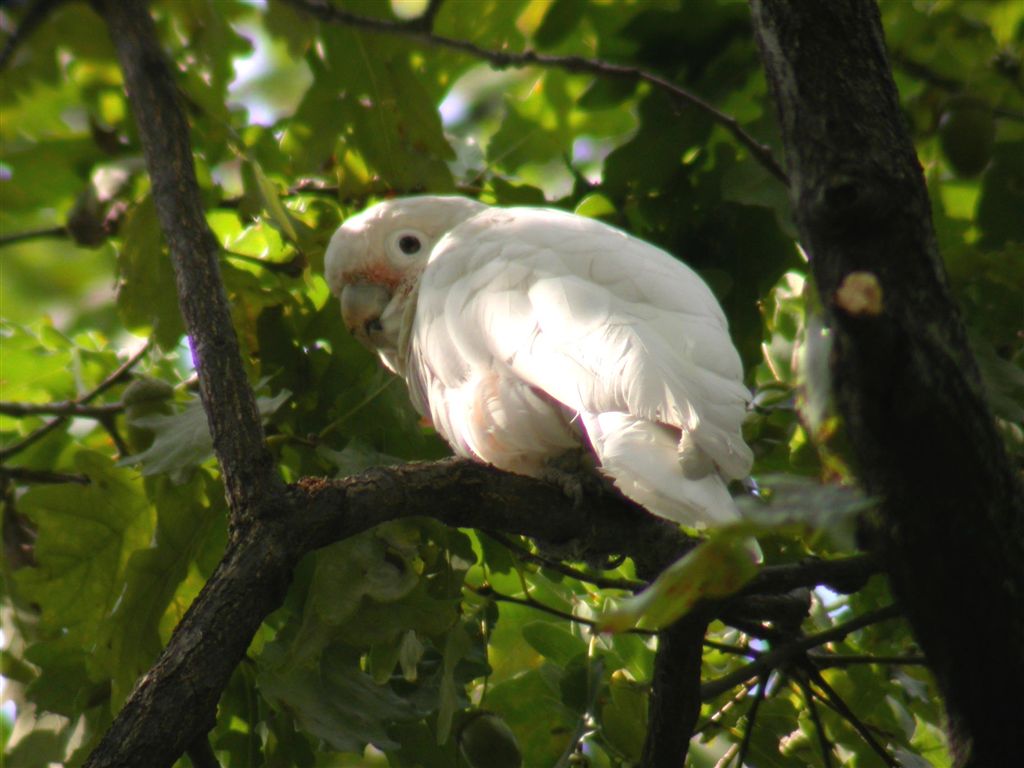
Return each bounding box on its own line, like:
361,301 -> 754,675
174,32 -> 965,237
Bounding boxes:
639,613 -> 708,768
749,2 -> 1024,765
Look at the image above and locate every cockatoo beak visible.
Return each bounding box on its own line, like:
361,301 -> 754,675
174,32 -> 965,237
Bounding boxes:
340,283 -> 392,346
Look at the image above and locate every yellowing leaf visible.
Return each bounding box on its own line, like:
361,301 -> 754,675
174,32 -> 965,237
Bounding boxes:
250,160 -> 299,243
598,531 -> 759,633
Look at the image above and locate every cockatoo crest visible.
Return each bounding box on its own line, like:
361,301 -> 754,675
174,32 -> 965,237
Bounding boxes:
325,196 -> 754,530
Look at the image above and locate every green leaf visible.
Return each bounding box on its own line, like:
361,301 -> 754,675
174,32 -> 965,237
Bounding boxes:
977,142 -> 1024,248
116,196 -> 186,349
436,623 -> 473,744
484,667 -> 575,766
246,160 -> 299,242
121,389 -> 290,479
23,639 -> 97,717
257,644 -> 421,753
96,473 -> 223,707
15,451 -> 153,641
573,193 -> 616,219
600,670 -> 647,762
285,526 -> 460,664
521,622 -> 585,668
487,99 -> 565,173
534,0 -> 588,48
735,475 -> 877,549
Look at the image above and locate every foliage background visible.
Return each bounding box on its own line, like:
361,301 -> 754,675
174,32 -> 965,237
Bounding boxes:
1,0 -> 1021,766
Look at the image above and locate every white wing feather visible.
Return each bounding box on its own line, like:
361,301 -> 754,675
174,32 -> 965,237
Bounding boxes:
409,207 -> 752,526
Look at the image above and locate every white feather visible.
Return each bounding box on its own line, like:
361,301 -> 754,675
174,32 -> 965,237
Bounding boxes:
329,197 -> 754,530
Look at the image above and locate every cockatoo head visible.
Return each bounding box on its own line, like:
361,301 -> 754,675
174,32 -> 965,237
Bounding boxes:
324,195 -> 487,370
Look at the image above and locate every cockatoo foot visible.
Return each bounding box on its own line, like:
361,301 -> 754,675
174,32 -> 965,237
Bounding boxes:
540,449 -> 606,510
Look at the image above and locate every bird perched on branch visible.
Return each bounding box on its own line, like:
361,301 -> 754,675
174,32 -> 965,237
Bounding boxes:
325,196 -> 753,530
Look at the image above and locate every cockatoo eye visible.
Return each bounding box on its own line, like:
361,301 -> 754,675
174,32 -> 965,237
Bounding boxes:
398,234 -> 421,255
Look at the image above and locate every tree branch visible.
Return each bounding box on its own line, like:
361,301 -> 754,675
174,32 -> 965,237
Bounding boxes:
0,341 -> 149,463
99,0 -> 282,525
73,5 -> 913,767
0,0 -> 67,71
639,611 -> 710,768
0,466 -> 89,485
799,664 -> 898,768
735,673 -> 768,768
0,225 -> 68,247
889,51 -> 1024,122
79,459 -> 668,768
79,451 -> 880,767
0,401 -> 124,418
700,604 -> 902,700
185,735 -> 220,768
483,529 -> 645,590
797,674 -> 835,768
808,652 -> 927,668
749,2 -> 1024,764
277,0 -> 788,184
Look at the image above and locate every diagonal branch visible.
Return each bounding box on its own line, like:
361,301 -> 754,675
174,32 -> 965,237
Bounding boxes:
640,611 -> 710,768
800,663 -> 898,768
277,0 -> 788,184
0,0 -> 67,71
0,341 -> 149,463
79,448 -> 879,768
100,0 -> 282,523
700,604 -> 903,700
796,674 -> 835,768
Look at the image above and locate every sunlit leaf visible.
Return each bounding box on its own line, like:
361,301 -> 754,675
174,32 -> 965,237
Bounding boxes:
121,389 -> 290,479
598,530 -> 759,633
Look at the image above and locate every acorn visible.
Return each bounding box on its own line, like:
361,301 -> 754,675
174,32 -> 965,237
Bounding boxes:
123,376 -> 174,452
939,95 -> 996,178
457,711 -> 522,768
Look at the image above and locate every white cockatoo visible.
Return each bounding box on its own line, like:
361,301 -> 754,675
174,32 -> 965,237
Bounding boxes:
324,196 -> 754,529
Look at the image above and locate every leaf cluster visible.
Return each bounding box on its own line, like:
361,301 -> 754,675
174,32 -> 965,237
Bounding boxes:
1,1 -> 1021,766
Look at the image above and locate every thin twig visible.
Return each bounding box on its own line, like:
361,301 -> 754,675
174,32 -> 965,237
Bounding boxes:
0,0 -> 67,71
801,663 -> 898,768
218,181 -> 484,211
693,679 -> 757,735
704,638 -> 758,657
279,0 -> 789,184
796,675 -> 835,768
808,652 -> 927,668
890,51 -> 1024,121
700,604 -> 903,700
467,583 -> 655,636
0,225 -> 68,247
713,742 -> 740,768
739,554 -> 878,597
735,673 -> 769,768
484,530 -> 644,590
97,414 -> 131,459
0,467 -> 90,484
0,401 -> 125,418
415,0 -> 445,31
185,735 -> 220,768
0,341 -> 150,463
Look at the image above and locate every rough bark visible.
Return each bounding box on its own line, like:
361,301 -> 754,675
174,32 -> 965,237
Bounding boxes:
749,2 -> 1024,765
77,2 -> 890,766
81,452 -> 876,767
99,0 -> 283,525
639,613 -> 709,768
